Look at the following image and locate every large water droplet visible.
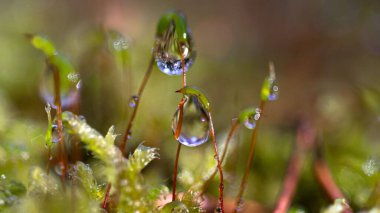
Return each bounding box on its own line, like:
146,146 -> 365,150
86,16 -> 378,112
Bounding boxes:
40,63 -> 81,109
172,95 -> 210,147
154,24 -> 195,76
243,108 -> 261,129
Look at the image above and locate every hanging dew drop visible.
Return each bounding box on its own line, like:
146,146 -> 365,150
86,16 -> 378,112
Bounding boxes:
172,95 -> 210,147
51,123 -> 61,143
243,108 -> 261,130
40,60 -> 81,109
129,95 -> 139,108
154,12 -> 195,76
268,81 -> 279,101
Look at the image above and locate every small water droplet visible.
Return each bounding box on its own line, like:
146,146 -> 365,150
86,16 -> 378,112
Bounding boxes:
129,95 -> 139,108
1,174 -> 6,179
268,82 -> 279,101
51,124 -> 60,143
172,95 -> 210,147
243,108 -> 261,129
40,64 -> 81,108
154,22 -> 195,75
54,162 -> 64,176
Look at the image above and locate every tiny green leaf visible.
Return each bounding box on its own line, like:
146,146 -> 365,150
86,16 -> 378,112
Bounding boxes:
261,61 -> 278,101
176,86 -> 211,111
237,107 -> 257,124
26,34 -> 57,57
44,103 -> 52,147
156,11 -> 188,43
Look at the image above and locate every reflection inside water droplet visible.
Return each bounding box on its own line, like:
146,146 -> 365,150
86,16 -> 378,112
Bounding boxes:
40,63 -> 81,109
244,108 -> 261,129
154,23 -> 195,76
268,81 -> 279,101
172,95 -> 210,147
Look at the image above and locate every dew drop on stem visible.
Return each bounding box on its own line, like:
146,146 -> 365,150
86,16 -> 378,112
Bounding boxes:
172,95 -> 210,147
243,108 -> 261,130
129,95 -> 139,108
154,14 -> 195,76
40,63 -> 81,109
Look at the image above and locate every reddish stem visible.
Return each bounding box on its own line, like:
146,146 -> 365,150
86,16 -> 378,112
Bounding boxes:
102,183 -> 112,209
234,100 -> 266,212
201,120 -> 239,194
52,64 -> 68,182
209,112 -> 224,212
172,143 -> 182,201
119,56 -> 155,154
273,121 -> 315,213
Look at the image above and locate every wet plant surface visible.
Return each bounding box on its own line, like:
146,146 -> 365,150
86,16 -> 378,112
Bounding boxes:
1,1 -> 380,213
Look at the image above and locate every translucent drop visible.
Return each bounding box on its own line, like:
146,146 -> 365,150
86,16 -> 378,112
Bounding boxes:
129,95 -> 139,108
172,95 -> 210,147
154,25 -> 195,75
40,63 -> 81,109
51,124 -> 60,143
243,108 -> 261,129
268,81 -> 279,101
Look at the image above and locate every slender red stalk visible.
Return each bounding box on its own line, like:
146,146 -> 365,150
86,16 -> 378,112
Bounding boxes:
52,65 -> 68,182
273,121 -> 314,213
172,143 -> 182,201
172,49 -> 187,201
201,120 -> 239,194
102,183 -> 112,209
234,100 -> 266,212
209,112 -> 224,212
119,56 -> 155,154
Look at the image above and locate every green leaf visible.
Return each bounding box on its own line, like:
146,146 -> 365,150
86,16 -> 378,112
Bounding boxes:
28,167 -> 59,196
156,11 -> 188,43
26,34 -> 57,57
70,162 -> 103,201
261,62 -> 277,101
0,176 -> 26,211
238,107 -> 257,124
117,144 -> 159,213
176,86 -> 211,111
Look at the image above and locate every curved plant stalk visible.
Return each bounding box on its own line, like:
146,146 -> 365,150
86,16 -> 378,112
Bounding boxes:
119,56 -> 155,154
201,119 -> 239,194
172,50 -> 187,201
273,120 -> 315,213
208,112 -> 224,212
234,100 -> 266,212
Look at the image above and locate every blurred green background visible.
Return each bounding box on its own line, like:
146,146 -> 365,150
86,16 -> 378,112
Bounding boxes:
1,0 -> 380,212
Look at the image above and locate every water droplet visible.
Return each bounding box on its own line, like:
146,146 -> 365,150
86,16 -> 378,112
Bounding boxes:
51,124 -> 60,143
154,24 -> 195,75
268,62 -> 279,101
54,162 -> 64,176
78,115 -> 86,122
172,95 -> 210,147
129,95 -> 139,108
1,174 -> 6,179
40,63 -> 81,108
243,108 -> 261,129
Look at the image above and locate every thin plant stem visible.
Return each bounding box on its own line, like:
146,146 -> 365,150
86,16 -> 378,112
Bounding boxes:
314,143 -> 352,213
201,120 -> 239,194
119,55 -> 155,154
172,51 -> 187,201
102,183 -> 112,209
103,55 -> 155,208
52,64 -> 68,182
234,100 -> 266,212
172,143 -> 182,201
273,120 -> 314,213
209,112 -> 224,212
